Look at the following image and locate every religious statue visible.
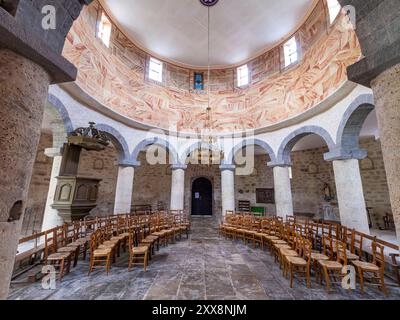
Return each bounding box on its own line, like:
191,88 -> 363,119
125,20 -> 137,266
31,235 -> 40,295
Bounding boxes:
322,183 -> 333,202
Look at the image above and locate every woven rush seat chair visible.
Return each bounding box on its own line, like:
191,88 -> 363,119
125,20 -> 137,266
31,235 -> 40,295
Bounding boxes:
318,240 -> 350,292
128,233 -> 149,272
352,242 -> 388,296
88,230 -> 113,275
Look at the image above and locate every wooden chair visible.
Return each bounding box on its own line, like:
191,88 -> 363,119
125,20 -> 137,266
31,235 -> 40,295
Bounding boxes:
279,230 -> 299,270
44,228 -> 72,281
88,230 -> 113,275
318,240 -> 348,292
284,238 -> 312,288
352,242 -> 388,296
56,224 -> 81,267
128,232 -> 149,272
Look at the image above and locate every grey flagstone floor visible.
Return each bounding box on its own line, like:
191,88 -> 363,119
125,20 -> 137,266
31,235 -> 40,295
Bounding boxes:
8,216 -> 400,300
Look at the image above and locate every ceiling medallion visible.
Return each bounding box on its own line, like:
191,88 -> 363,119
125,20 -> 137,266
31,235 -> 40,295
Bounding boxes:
200,0 -> 219,7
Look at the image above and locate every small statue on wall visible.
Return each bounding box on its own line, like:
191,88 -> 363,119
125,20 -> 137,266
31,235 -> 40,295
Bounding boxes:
322,183 -> 334,202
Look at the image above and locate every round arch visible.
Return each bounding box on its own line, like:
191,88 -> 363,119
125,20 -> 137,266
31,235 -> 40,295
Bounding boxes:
275,126 -> 335,165
47,94 -> 74,135
95,124 -> 131,163
225,138 -> 277,165
336,94 -> 375,155
131,137 -> 179,165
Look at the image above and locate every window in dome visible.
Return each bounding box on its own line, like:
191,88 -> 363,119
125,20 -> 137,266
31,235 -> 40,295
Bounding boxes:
327,0 -> 342,24
97,11 -> 112,48
283,36 -> 298,68
237,64 -> 249,87
149,57 -> 163,83
194,72 -> 204,90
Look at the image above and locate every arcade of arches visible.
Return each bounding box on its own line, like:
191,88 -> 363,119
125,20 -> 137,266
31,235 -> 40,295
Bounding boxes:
0,0 -> 400,300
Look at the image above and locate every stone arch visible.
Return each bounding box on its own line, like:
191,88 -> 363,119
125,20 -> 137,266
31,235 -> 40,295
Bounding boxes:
47,94 -> 74,135
131,137 -> 179,165
275,126 -> 335,165
334,94 -> 375,158
46,94 -> 74,148
225,138 -> 277,165
180,142 -> 222,165
95,124 -> 131,163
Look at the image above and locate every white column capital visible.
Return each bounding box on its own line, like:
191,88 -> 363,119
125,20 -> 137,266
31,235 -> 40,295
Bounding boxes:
44,147 -> 63,158
171,164 -> 187,171
220,164 -> 236,172
117,159 -> 141,168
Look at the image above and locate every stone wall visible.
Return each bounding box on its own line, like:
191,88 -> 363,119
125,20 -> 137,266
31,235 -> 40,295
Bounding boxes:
184,165 -> 222,218
359,138 -> 392,229
291,146 -> 337,217
77,143 -> 119,216
23,132 -> 53,235
289,138 -> 391,228
132,152 -> 171,211
235,155 -> 276,215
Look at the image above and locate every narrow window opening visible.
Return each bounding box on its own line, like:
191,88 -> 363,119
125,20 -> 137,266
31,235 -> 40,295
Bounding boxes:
97,10 -> 112,47
149,57 -> 163,83
283,36 -> 298,67
237,64 -> 249,87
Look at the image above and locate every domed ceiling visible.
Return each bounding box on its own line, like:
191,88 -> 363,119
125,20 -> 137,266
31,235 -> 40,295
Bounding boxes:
101,0 -> 317,68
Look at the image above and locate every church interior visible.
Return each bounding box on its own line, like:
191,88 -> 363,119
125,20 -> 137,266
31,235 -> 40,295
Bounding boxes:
0,0 -> 400,301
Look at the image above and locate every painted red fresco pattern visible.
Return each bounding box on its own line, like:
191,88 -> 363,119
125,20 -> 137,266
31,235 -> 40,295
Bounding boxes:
62,1 -> 361,133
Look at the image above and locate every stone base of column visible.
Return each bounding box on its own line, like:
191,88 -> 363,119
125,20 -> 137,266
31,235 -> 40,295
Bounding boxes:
0,220 -> 22,299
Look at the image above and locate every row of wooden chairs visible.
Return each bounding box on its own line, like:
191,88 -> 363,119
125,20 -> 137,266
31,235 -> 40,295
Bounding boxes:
220,214 -> 389,295
87,212 -> 190,275
41,211 -> 190,280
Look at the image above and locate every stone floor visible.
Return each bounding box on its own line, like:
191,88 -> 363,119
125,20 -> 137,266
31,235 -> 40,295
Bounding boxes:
8,217 -> 400,300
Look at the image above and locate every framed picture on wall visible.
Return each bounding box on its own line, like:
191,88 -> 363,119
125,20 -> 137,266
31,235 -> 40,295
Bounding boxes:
256,188 -> 275,204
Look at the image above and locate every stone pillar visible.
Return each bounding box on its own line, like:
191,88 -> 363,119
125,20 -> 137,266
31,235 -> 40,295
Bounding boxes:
170,165 -> 187,211
114,165 -> 136,214
273,166 -> 294,220
0,49 -> 50,299
41,148 -> 64,231
220,165 -> 236,216
332,159 -> 370,234
371,63 -> 400,243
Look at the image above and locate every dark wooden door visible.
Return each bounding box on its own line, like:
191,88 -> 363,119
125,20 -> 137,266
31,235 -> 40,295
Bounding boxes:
191,178 -> 213,216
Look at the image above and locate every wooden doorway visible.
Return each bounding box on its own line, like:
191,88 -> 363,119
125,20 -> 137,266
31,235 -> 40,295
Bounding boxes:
191,177 -> 213,216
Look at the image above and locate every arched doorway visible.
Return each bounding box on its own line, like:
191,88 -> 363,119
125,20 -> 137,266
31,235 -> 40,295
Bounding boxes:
191,177 -> 213,216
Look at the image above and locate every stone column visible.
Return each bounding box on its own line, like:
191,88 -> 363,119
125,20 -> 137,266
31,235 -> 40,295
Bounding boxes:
220,165 -> 236,216
41,148 -> 64,231
273,166 -> 294,220
332,159 -> 370,234
0,49 -> 50,299
371,63 -> 400,243
114,165 -> 136,214
170,165 -> 187,211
